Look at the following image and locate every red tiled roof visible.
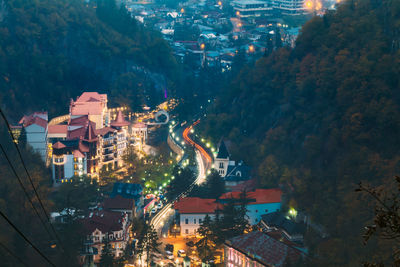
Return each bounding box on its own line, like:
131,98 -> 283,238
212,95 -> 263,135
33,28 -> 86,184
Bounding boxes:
79,141 -> 89,152
76,92 -> 106,102
48,125 -> 68,134
174,197 -> 219,214
111,111 -> 129,127
67,126 -> 86,140
103,195 -> 134,211
82,211 -> 125,234
225,231 -> 303,267
73,150 -> 85,158
53,141 -> 66,149
71,92 -> 107,116
23,116 -> 48,129
96,127 -> 116,136
83,121 -> 98,142
69,115 -> 90,126
220,189 -> 282,205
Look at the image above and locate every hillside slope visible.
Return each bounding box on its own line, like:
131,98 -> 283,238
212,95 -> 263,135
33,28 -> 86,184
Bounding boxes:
200,0 -> 400,265
0,0 -> 178,118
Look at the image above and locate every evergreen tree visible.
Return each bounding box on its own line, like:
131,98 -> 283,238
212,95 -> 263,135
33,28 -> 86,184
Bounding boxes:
99,237 -> 115,267
196,215 -> 216,263
206,169 -> 225,198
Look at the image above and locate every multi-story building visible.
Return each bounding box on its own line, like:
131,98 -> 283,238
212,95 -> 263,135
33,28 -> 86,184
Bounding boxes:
82,211 -> 130,262
232,0 -> 273,18
49,93 -> 130,183
219,189 -> 282,225
69,92 -> 109,129
18,112 -> 48,162
273,0 -> 307,15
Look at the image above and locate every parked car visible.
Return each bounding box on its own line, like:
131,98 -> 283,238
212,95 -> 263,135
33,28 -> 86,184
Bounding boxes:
165,250 -> 174,260
151,208 -> 157,214
157,202 -> 163,209
178,249 -> 186,257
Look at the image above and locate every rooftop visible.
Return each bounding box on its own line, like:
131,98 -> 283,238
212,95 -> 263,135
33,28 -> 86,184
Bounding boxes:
216,140 -> 229,159
174,197 -> 219,214
103,195 -> 134,211
225,231 -> 303,267
219,188 -> 282,205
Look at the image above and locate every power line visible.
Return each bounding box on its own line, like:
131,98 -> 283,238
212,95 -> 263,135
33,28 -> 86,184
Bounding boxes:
0,109 -> 65,252
0,240 -> 30,267
0,144 -> 54,242
0,210 -> 56,267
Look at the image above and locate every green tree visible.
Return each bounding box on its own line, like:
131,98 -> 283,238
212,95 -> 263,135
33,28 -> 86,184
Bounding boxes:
99,237 -> 115,267
196,215 -> 216,263
136,224 -> 161,267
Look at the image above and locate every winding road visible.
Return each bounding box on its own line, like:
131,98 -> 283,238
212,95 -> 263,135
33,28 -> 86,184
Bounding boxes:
151,120 -> 212,231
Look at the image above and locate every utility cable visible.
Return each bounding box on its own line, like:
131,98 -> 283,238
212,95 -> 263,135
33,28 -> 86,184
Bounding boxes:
0,210 -> 56,267
0,144 -> 54,241
0,109 -> 65,252
0,240 -> 29,267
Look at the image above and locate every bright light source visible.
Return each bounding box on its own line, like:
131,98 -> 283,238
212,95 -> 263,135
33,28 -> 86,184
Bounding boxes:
206,143 -> 211,148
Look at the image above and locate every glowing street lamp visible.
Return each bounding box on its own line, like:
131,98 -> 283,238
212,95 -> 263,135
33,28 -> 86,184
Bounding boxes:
248,44 -> 255,53
200,43 -> 205,50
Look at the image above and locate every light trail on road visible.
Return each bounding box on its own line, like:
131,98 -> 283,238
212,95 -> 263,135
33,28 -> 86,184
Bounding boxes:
151,120 -> 212,231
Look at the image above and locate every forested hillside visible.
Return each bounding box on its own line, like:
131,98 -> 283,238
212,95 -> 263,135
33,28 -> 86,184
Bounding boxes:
200,0 -> 400,265
0,0 -> 178,119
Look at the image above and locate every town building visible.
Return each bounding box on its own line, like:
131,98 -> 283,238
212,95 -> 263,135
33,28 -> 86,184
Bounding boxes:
213,140 -> 253,190
224,231 -> 304,267
260,211 -> 306,244
219,188 -> 282,224
103,195 -> 135,220
49,93 -> 130,183
110,183 -> 144,217
174,197 -> 219,236
82,211 -> 130,262
273,0 -> 307,15
69,92 -> 109,129
232,0 -> 273,18
18,112 -> 48,162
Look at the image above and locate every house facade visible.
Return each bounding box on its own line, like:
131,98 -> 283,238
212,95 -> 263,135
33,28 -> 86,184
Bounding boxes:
219,189 -> 282,225
18,112 -> 48,162
82,211 -> 130,262
174,197 -> 218,236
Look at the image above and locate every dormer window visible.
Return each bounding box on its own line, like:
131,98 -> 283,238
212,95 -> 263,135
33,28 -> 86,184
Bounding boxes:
236,171 -> 241,177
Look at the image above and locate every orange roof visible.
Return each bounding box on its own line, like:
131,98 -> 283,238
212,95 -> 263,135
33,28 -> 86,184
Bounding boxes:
174,197 -> 219,214
220,189 -> 282,205
48,125 -> 68,134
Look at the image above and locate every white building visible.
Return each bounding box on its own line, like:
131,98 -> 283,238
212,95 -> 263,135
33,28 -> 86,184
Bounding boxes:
213,140 -> 231,177
174,197 -> 219,236
19,112 -> 48,162
232,0 -> 273,18
82,211 -> 130,262
273,0 -> 307,15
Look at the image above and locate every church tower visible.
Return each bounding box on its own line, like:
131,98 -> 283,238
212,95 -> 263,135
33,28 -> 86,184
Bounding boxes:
213,140 -> 230,177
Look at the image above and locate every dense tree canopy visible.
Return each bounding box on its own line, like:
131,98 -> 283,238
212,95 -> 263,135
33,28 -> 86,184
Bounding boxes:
0,0 -> 178,119
199,0 -> 400,265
